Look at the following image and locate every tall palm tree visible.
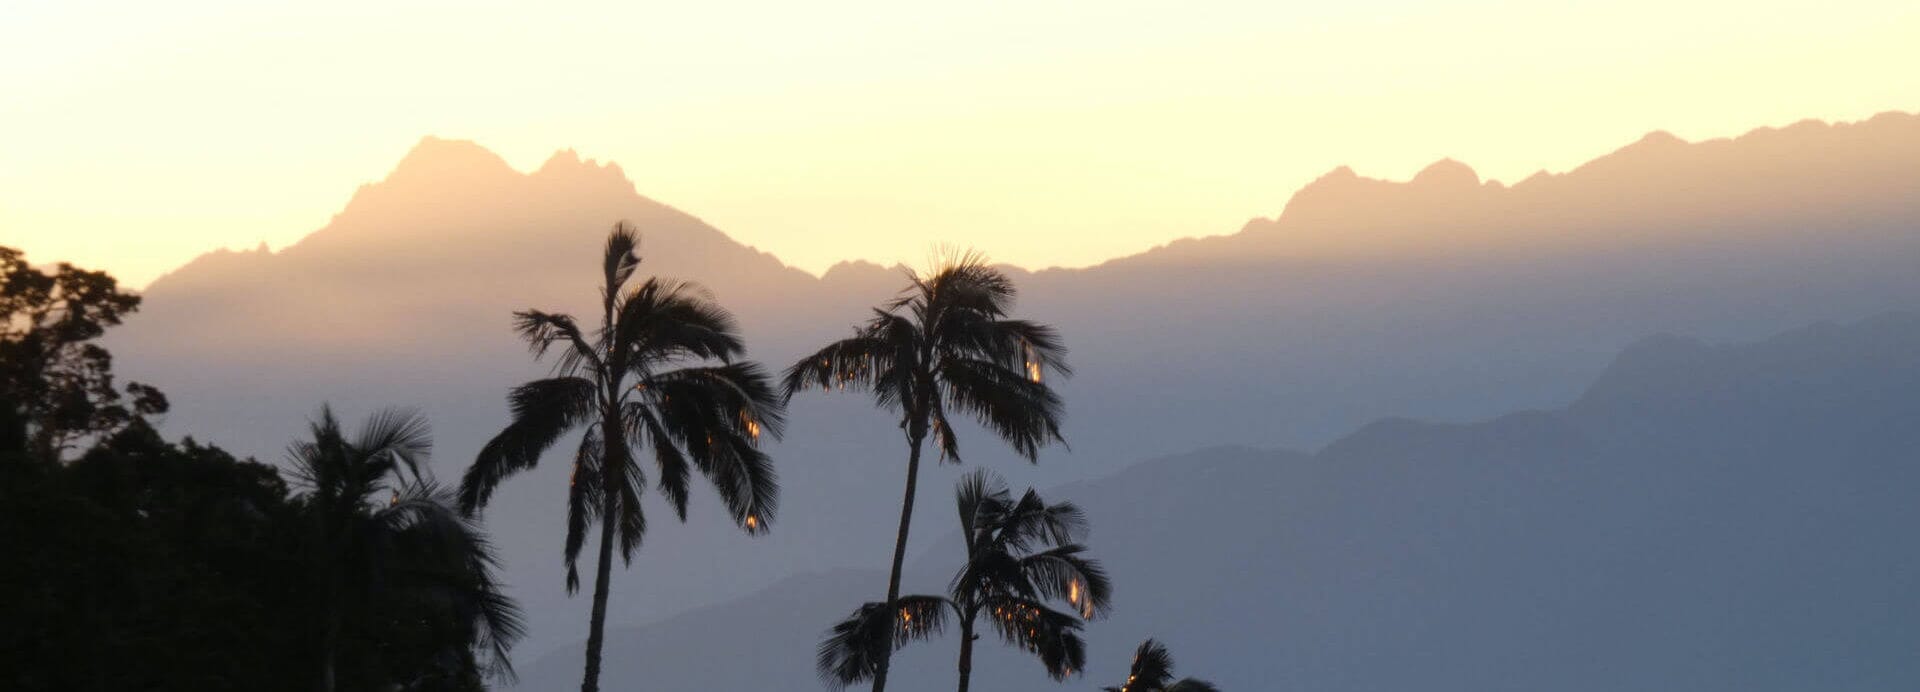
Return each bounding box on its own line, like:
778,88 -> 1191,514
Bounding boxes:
289,406 -> 522,692
784,252 -> 1069,692
1101,640 -> 1219,692
817,469 -> 1110,692
458,223 -> 785,692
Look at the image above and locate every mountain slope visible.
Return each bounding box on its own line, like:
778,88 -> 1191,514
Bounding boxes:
516,312 -> 1920,691
106,111 -> 1920,659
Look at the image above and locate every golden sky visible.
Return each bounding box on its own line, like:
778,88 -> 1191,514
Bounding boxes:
3,0 -> 1917,287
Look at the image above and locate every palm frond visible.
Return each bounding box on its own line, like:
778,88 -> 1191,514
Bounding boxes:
954,468 -> 1012,550
614,277 -> 744,365
816,595 -> 953,689
629,404 -> 690,521
938,356 -> 1065,460
285,405 -> 346,494
941,314 -> 1073,380
458,376 -> 596,515
644,364 -> 784,533
602,222 -> 642,296
998,489 -> 1087,551
1122,639 -> 1177,691
980,595 -> 1086,679
563,428 -> 604,594
380,481 -> 527,682
512,310 -> 601,376
913,252 -> 1016,325
780,332 -> 902,405
927,397 -> 962,461
648,363 -> 788,441
1016,544 -> 1112,619
1164,679 -> 1222,692
352,407 -> 432,485
612,444 -> 647,564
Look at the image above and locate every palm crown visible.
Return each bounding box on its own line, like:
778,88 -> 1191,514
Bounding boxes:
458,224 -> 785,584
817,470 -> 1110,691
457,223 -> 784,692
781,253 -> 1068,460
290,406 -> 522,690
1102,640 -> 1219,692
785,254 -> 1070,692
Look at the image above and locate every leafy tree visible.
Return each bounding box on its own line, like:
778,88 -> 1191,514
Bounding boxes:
0,252 -> 514,691
1102,640 -> 1219,692
459,223 -> 785,692
784,253 -> 1070,692
289,407 -> 522,692
0,246 -> 166,462
818,470 -> 1110,692
0,422 -> 304,691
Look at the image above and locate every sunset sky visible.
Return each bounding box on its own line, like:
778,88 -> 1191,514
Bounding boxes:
4,0 -> 1917,287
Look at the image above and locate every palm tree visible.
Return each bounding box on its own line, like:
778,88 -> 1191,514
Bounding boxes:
458,223 -> 785,692
816,469 -> 1109,692
1102,640 -> 1219,692
784,253 -> 1069,692
289,406 -> 522,692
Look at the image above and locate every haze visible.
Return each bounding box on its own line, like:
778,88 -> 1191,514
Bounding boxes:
8,4 -> 1920,690
94,110 -> 1920,689
6,0 -> 1920,286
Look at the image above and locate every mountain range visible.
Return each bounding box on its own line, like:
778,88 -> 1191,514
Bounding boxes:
515,313 -> 1920,691
107,110 -> 1920,665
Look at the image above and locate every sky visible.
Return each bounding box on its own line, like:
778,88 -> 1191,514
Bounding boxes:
3,0 -> 1917,288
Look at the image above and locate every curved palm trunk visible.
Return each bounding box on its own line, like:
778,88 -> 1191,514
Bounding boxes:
955,618 -> 977,692
870,432 -> 925,692
580,484 -> 619,692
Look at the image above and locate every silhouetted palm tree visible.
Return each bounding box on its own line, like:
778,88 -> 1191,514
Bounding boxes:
290,406 -> 522,692
817,470 -> 1108,692
1101,640 -> 1219,692
458,223 -> 784,692
785,253 -> 1069,692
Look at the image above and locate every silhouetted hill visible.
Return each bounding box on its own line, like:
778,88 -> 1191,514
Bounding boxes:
515,313 -> 1920,691
106,111 -> 1920,659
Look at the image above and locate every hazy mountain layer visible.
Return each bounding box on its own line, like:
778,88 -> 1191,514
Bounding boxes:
516,313 -> 1920,691
107,111 -> 1920,658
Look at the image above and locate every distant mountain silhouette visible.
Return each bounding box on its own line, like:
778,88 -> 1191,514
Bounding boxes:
514,313 -> 1920,691
108,111 -> 1920,658
1115,112 -> 1920,266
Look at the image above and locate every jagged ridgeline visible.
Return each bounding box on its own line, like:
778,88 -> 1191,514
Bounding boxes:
103,111 -> 1920,684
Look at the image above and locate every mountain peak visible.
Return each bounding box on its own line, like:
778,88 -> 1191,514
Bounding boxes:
387,136 -> 515,181
1411,158 -> 1480,188
1636,129 -> 1686,147
534,148 -> 625,179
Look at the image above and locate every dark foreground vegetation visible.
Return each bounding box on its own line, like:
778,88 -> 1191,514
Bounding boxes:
1,247 -> 517,691
0,234 -> 1216,691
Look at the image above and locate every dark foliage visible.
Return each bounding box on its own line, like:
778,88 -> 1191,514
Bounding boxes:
1102,640 -> 1219,692
0,247 -> 167,462
0,249 -> 517,691
459,223 -> 784,692
786,252 -> 1070,692
818,470 -> 1108,691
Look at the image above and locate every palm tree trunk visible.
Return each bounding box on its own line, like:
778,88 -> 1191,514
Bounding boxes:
318,608 -> 338,692
870,432 -> 925,692
580,481 -> 619,692
955,618 -> 977,692
318,526 -> 340,692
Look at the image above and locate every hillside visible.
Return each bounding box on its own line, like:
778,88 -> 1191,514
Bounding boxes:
516,313 -> 1920,691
